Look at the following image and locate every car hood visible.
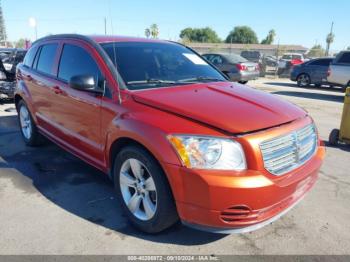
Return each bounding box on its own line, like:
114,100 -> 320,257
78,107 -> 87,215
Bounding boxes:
132,82 -> 307,134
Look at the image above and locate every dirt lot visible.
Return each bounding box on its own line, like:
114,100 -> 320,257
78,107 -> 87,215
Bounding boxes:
0,78 -> 349,255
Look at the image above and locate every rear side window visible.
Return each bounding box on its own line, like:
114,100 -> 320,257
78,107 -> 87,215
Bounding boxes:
58,44 -> 103,87
36,44 -> 58,75
309,59 -> 332,66
338,52 -> 350,64
23,47 -> 38,68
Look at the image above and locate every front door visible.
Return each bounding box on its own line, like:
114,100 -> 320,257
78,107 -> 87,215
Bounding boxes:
50,42 -> 105,168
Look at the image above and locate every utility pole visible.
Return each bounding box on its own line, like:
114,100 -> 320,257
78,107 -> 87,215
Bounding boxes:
0,0 -> 7,46
104,17 -> 107,35
325,22 -> 334,56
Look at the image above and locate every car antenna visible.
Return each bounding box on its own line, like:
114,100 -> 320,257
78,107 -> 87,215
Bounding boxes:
108,1 -> 122,104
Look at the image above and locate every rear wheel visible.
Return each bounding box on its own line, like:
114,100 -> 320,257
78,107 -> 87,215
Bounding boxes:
113,145 -> 178,233
17,100 -> 44,146
329,129 -> 340,146
297,74 -> 311,87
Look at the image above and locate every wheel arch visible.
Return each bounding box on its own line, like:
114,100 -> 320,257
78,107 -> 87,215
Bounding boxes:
14,94 -> 22,109
108,135 -> 184,205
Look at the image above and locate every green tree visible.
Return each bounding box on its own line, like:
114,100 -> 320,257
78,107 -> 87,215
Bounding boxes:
346,46 -> 350,51
225,26 -> 258,44
308,44 -> 325,58
261,29 -> 276,45
15,38 -> 26,48
179,27 -> 221,43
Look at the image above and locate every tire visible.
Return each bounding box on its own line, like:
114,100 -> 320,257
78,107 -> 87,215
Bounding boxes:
297,73 -> 311,87
315,84 -> 321,88
113,145 -> 178,233
329,129 -> 340,146
239,81 -> 248,84
17,100 -> 44,146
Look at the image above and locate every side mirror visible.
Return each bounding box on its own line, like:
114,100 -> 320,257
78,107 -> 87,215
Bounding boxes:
69,75 -> 103,94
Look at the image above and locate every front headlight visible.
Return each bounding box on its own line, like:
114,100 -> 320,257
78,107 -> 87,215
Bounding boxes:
167,135 -> 246,171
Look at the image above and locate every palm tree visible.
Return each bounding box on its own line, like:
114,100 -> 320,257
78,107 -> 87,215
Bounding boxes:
325,22 -> 334,56
150,24 -> 159,39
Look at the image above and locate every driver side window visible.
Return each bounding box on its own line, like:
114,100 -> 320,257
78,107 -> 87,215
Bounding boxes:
58,44 -> 104,89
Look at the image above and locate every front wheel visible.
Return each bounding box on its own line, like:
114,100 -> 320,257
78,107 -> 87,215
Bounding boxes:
329,129 -> 340,146
17,100 -> 44,146
113,145 -> 178,233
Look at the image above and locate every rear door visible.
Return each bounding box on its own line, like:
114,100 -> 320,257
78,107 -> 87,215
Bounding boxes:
27,42 -> 60,132
307,59 -> 332,83
50,41 -> 105,167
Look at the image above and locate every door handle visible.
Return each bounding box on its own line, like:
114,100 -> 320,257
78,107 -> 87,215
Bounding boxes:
26,74 -> 32,81
53,86 -> 64,95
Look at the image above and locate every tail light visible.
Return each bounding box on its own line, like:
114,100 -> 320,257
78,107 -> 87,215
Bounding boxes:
236,64 -> 247,71
255,64 -> 260,71
327,68 -> 331,77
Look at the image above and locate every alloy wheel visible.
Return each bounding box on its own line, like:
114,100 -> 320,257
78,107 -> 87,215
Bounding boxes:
19,105 -> 32,140
119,158 -> 157,221
298,74 -> 310,87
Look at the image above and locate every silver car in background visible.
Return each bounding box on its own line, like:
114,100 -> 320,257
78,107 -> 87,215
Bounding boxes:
202,53 -> 260,84
327,51 -> 350,91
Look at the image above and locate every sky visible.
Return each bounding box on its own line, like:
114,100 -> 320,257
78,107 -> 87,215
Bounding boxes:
2,0 -> 349,51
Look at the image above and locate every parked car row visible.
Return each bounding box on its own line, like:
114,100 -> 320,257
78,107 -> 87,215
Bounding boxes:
290,51 -> 350,91
0,48 -> 26,100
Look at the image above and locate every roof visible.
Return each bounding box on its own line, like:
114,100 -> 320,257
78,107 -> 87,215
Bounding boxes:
89,35 -> 168,44
33,34 -> 169,45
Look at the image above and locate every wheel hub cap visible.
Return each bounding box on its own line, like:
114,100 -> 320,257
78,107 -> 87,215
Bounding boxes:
119,158 -> 157,221
19,105 -> 32,139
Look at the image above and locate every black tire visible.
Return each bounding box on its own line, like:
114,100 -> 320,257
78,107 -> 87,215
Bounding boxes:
315,84 -> 321,88
17,100 -> 44,146
297,73 -> 311,87
329,129 -> 340,146
113,145 -> 178,233
239,81 -> 248,84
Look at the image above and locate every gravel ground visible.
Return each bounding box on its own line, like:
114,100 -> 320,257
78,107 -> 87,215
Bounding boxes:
0,78 -> 349,255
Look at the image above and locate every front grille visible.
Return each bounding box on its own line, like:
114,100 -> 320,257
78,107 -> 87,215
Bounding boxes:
260,124 -> 317,176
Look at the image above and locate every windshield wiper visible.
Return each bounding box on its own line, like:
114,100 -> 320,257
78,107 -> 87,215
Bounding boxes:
177,76 -> 226,83
127,79 -> 177,85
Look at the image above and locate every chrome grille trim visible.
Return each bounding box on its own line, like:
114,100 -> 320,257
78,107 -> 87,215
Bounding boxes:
260,124 -> 317,176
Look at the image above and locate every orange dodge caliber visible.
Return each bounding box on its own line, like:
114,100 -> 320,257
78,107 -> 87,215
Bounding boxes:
15,34 -> 325,233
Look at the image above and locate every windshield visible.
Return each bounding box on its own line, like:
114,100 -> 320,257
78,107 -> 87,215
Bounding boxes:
101,42 -> 226,90
225,54 -> 248,63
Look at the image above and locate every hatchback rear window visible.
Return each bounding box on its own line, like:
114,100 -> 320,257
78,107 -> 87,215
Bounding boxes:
36,44 -> 58,76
